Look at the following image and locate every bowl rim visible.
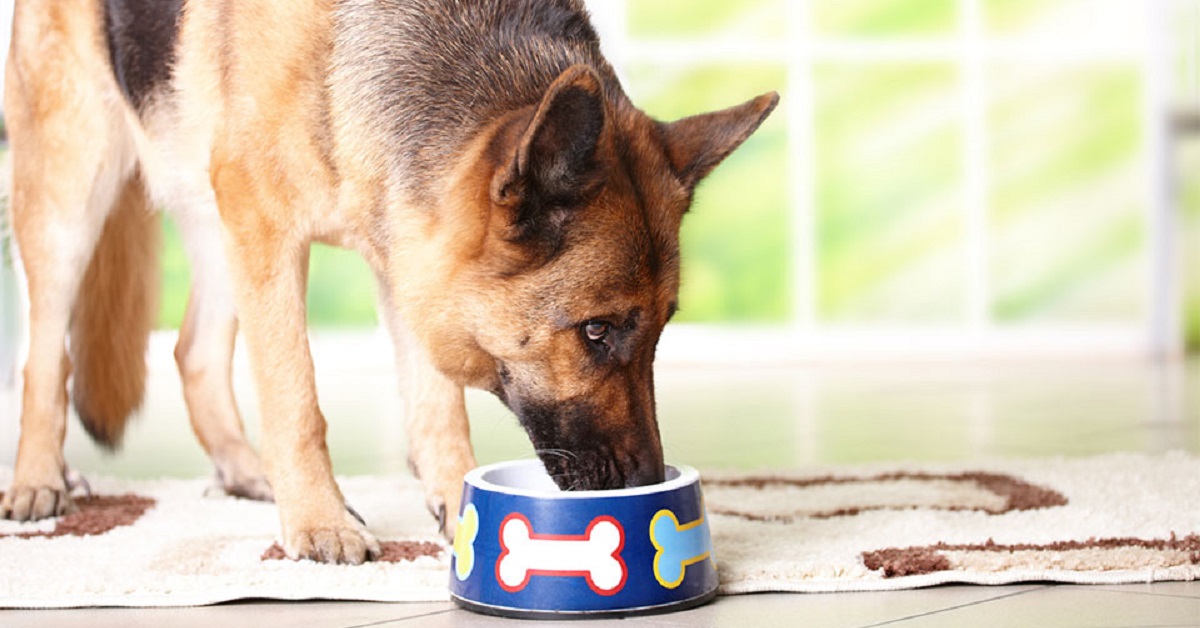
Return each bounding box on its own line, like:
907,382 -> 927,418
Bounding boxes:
464,460 -> 698,499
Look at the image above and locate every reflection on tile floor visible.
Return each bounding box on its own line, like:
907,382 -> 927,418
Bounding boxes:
0,334 -> 1197,627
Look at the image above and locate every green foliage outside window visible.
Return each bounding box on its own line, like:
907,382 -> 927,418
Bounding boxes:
85,0 -> 1192,352
813,63 -> 965,322
1183,140 -> 1200,352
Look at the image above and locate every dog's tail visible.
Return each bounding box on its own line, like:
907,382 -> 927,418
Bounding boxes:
70,172 -> 161,449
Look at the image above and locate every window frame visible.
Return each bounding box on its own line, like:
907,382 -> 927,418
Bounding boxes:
588,0 -> 1187,361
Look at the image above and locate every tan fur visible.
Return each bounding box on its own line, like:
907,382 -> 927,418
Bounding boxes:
70,173 -> 160,449
4,0 -> 777,565
3,0 -> 140,522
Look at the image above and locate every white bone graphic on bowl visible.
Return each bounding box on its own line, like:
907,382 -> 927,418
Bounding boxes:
495,513 -> 627,595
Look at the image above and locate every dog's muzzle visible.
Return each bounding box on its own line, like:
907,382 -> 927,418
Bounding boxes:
507,397 -> 665,491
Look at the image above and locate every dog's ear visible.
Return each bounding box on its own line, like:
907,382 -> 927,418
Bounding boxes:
490,65 -> 606,221
661,92 -> 780,188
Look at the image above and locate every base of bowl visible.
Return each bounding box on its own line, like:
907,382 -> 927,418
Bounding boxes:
450,588 -> 718,620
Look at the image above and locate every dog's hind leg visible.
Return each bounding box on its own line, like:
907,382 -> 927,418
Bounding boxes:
1,3 -> 138,520
173,212 -> 271,501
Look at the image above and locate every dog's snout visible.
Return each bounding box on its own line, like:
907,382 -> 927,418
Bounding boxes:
620,450 -> 665,488
534,446 -> 663,491
514,396 -> 665,491
622,462 -> 664,488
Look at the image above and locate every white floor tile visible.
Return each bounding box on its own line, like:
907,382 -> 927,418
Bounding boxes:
395,606 -> 638,627
1091,581 -> 1200,600
635,588 -> 1044,628
0,601 -> 457,628
883,585 -> 1200,628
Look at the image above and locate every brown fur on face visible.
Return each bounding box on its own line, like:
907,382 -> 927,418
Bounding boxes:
402,65 -> 778,490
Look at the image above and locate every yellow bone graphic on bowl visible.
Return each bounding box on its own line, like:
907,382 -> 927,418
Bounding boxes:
496,513 -> 627,595
452,504 -> 479,581
650,508 -> 713,589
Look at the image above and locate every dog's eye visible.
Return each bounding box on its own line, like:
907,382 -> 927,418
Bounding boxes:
583,321 -> 610,342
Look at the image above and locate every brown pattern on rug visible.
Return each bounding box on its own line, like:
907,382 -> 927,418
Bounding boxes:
862,534 -> 1200,577
706,471 -> 1068,522
261,540 -> 444,563
1,454 -> 1197,605
0,493 -> 155,539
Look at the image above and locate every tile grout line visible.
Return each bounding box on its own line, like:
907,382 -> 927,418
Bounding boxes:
854,586 -> 1048,628
1088,587 -> 1200,601
348,609 -> 463,628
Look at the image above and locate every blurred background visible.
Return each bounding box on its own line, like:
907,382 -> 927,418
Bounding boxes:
2,0 -> 1195,356
156,0 -> 1200,358
0,0 -> 1197,478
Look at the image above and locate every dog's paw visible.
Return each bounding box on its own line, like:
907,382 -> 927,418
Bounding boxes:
1,482 -> 74,522
211,470 -> 273,502
415,456 -> 475,540
282,514 -> 381,565
1,458 -> 77,521
213,445 -> 274,502
424,480 -> 464,542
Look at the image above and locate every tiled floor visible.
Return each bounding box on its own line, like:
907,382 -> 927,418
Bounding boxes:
3,584 -> 1199,627
1,334 -> 1198,627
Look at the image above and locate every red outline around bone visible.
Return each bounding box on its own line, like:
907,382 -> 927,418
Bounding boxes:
495,513 -> 627,596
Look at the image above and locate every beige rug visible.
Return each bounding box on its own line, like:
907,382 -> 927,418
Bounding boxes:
2,452 -> 1197,608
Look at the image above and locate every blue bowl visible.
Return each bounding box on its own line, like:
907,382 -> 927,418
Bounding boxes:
448,460 -> 718,619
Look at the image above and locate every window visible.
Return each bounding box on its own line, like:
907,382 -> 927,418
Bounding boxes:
4,1 -> 1193,360
588,0 -> 1195,359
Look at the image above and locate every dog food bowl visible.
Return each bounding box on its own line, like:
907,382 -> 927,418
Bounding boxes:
448,460 -> 718,619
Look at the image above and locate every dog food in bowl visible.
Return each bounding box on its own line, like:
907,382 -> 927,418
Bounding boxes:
448,460 -> 717,618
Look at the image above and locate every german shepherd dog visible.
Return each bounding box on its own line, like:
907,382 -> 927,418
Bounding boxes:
2,0 -> 777,563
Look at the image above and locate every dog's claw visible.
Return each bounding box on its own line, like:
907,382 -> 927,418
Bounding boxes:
345,502 -> 367,527
413,461 -> 469,541
64,468 -> 92,498
425,497 -> 451,540
407,456 -> 421,479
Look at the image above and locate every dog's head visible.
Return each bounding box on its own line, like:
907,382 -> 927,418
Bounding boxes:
422,65 -> 777,491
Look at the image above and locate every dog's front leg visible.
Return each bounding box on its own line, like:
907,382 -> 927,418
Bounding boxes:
402,348 -> 477,541
381,302 -> 476,541
219,213 -> 379,564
